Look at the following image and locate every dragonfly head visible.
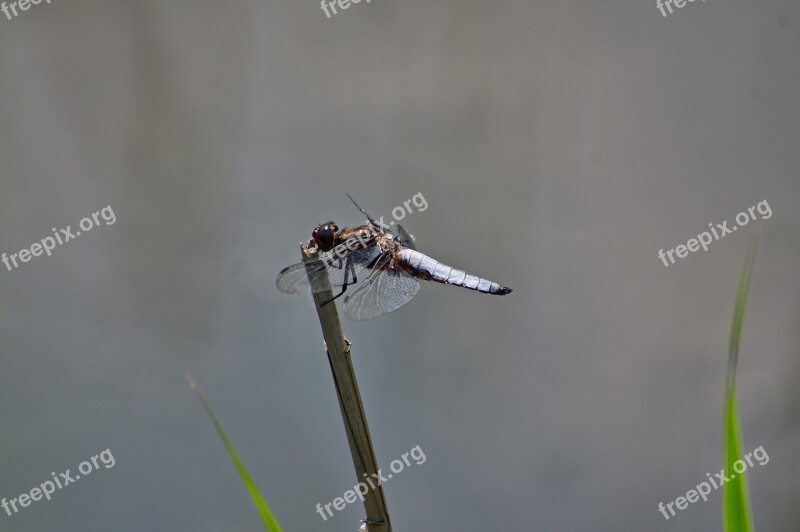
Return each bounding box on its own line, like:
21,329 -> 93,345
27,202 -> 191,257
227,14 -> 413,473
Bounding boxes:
312,221 -> 339,252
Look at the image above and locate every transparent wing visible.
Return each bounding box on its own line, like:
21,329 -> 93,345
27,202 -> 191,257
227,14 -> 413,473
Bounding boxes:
343,261 -> 421,320
276,240 -> 382,295
394,224 -> 417,250
275,262 -> 313,294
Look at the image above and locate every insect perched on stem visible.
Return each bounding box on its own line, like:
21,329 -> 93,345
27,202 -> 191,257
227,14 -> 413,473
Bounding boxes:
277,195 -> 512,320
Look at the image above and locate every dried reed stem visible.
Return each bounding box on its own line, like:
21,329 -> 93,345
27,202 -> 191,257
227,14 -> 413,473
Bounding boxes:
302,244 -> 392,532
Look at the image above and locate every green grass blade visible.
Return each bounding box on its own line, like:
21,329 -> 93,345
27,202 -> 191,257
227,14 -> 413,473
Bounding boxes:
723,237 -> 759,532
187,373 -> 284,532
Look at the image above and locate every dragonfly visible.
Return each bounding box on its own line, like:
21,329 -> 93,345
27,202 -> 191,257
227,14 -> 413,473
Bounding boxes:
276,195 -> 512,320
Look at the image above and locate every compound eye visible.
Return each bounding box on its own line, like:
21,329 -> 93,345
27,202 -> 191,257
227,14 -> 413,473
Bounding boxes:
313,221 -> 337,252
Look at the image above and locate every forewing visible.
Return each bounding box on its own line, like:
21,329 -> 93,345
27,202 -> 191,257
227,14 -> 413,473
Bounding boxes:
275,261 -> 312,294
276,239 -> 382,295
343,263 -> 421,320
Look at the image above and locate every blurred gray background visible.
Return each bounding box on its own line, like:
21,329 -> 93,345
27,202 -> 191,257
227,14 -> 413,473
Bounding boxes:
0,1 -> 798,530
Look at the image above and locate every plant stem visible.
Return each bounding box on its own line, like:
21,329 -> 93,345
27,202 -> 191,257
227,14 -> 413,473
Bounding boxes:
302,244 -> 392,532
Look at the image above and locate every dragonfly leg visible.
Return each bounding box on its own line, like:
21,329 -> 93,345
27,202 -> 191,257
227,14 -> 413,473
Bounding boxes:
321,260 -> 358,307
